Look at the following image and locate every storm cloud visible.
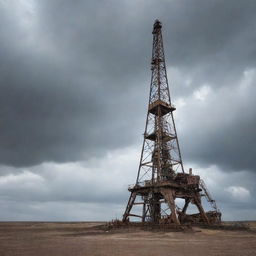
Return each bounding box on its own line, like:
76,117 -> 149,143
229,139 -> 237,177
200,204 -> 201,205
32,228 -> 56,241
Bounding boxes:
0,0 -> 255,220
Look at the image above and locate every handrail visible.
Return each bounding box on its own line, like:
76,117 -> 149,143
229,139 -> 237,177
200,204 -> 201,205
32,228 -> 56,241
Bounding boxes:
199,179 -> 220,212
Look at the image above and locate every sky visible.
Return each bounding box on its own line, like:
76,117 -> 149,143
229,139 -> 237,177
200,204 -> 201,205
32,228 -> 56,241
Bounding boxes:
0,0 -> 255,221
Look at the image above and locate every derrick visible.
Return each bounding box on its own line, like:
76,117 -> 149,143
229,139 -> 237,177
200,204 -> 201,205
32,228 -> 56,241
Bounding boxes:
122,20 -> 221,226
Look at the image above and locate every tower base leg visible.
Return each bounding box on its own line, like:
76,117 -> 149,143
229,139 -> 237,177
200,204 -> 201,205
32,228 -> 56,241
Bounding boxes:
194,194 -> 210,224
160,188 -> 180,225
122,192 -> 137,222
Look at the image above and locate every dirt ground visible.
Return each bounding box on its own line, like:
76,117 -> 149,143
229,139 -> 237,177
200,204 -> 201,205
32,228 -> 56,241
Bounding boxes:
0,222 -> 255,256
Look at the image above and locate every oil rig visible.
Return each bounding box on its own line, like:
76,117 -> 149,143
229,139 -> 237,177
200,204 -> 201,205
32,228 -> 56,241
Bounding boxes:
122,20 -> 221,225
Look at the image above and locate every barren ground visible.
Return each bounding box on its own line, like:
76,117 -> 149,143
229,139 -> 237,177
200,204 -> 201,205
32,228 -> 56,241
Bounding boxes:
0,222 -> 255,256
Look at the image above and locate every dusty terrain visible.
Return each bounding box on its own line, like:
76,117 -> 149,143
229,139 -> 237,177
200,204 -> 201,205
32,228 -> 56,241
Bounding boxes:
0,222 -> 255,256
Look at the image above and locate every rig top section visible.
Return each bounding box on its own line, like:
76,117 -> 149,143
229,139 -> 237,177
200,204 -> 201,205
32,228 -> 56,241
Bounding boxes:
153,19 -> 162,34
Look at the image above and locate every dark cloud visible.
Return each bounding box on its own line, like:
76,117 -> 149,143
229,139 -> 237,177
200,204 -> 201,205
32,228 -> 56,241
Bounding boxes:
0,0 -> 256,171
0,2 -> 144,167
0,0 -> 255,227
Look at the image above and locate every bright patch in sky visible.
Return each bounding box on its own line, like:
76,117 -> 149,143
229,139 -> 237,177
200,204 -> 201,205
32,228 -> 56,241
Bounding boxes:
193,85 -> 211,101
225,186 -> 251,201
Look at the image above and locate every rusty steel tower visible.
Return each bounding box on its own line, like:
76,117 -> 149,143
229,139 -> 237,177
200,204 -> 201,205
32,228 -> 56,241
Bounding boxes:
122,20 -> 221,225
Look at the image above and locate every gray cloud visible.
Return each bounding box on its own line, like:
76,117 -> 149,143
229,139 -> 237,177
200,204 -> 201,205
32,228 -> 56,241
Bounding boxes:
177,70 -> 256,172
0,0 -> 256,220
0,0 -> 256,171
0,157 -> 255,221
